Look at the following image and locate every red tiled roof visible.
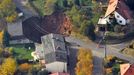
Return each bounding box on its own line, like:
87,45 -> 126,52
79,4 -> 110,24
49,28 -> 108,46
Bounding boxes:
120,63 -> 130,75
120,64 -> 134,75
116,1 -> 133,19
124,64 -> 134,75
50,72 -> 70,75
105,0 -> 133,19
104,0 -> 118,17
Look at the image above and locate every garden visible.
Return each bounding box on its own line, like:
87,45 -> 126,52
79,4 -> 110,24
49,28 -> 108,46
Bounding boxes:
104,55 -> 128,75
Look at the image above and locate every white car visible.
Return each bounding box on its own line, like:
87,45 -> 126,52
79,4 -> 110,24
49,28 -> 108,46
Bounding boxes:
16,8 -> 24,17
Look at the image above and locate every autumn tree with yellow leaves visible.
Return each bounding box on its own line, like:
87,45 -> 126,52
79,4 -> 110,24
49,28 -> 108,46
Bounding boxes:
0,0 -> 17,22
0,31 -> 4,54
0,58 -> 17,75
75,48 -> 93,75
0,31 -> 4,46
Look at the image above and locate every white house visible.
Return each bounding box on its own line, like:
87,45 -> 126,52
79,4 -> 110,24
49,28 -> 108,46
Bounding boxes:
104,0 -> 133,25
34,43 -> 44,59
35,34 -> 68,72
114,11 -> 126,25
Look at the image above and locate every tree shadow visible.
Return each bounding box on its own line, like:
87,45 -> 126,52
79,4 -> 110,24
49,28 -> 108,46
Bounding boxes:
67,47 -> 78,75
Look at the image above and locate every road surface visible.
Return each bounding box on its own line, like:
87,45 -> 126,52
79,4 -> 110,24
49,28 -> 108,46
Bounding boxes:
65,36 -> 134,75
13,0 -> 38,19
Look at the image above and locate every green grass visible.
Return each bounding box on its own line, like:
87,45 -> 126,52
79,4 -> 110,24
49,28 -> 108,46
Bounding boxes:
12,47 -> 34,60
112,64 -> 120,75
10,44 -> 35,60
32,0 -> 45,16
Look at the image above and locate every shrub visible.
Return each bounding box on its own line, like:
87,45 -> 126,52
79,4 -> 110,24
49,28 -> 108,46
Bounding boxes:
19,63 -> 32,72
75,48 -> 93,75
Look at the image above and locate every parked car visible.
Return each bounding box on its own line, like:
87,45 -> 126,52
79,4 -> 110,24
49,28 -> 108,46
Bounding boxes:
16,8 -> 24,18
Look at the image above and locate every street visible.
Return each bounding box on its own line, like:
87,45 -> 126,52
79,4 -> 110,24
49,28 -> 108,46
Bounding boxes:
65,36 -> 134,75
13,0 -> 38,19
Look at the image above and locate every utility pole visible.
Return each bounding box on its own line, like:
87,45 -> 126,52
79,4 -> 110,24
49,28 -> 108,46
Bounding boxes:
103,32 -> 107,59
97,31 -> 107,58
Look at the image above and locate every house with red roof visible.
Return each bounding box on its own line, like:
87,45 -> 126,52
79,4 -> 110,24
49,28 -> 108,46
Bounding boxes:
120,63 -> 134,75
50,72 -> 70,75
105,0 -> 133,25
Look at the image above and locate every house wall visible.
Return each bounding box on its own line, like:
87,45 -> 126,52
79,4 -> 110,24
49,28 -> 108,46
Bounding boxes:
35,43 -> 44,59
46,61 -> 67,72
114,11 -> 126,25
9,38 -> 33,44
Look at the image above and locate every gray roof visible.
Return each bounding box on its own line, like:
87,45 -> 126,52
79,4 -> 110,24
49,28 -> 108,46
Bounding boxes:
41,34 -> 67,63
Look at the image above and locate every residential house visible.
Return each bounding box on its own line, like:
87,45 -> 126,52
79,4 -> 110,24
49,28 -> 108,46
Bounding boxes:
38,34 -> 68,72
50,72 -> 70,75
7,19 -> 33,45
120,63 -> 134,75
104,0 -> 133,25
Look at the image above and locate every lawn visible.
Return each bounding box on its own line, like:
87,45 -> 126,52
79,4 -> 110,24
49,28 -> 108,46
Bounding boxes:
11,44 -> 34,60
12,47 -> 33,59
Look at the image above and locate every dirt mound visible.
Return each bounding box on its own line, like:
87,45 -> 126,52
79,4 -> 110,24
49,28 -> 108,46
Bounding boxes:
22,11 -> 72,43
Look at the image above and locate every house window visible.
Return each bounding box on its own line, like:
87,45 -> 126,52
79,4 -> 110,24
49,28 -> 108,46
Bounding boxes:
119,20 -> 122,23
56,46 -> 62,50
117,15 -> 120,18
99,27 -> 105,31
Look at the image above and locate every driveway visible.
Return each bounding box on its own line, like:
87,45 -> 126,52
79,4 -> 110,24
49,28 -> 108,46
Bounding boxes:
13,0 -> 38,19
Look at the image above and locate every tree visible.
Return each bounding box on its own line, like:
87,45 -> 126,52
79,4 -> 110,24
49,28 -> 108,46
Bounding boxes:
37,69 -> 49,75
44,0 -> 57,15
3,30 -> 10,47
19,63 -> 32,72
5,12 -> 17,23
56,0 -> 65,10
0,0 -> 17,22
66,5 -> 82,28
125,0 -> 134,10
0,58 -> 17,75
85,22 -> 96,41
75,48 -> 93,75
79,0 -> 92,6
0,31 -> 4,55
0,30 -> 10,48
0,31 -> 4,46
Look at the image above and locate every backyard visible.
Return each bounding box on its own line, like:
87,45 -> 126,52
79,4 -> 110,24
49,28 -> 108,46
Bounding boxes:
11,44 -> 35,60
104,55 -> 128,75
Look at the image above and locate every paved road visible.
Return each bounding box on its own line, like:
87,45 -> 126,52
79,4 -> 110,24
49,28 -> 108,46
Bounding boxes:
65,36 -> 134,75
13,0 -> 38,19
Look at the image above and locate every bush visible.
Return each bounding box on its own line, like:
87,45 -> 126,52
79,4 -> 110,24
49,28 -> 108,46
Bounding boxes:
85,22 -> 96,41
114,25 -> 122,33
3,30 -> 10,47
75,48 -> 93,75
19,63 -> 32,72
1,50 -> 11,58
0,58 -> 17,75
